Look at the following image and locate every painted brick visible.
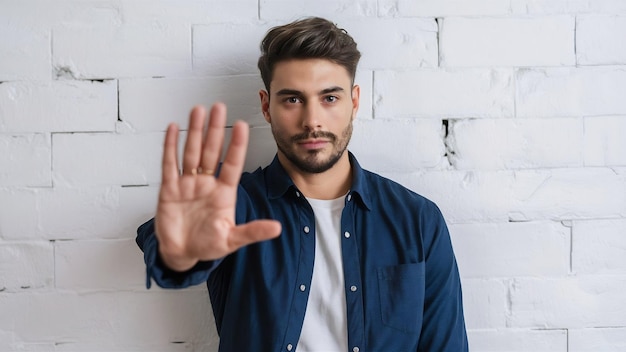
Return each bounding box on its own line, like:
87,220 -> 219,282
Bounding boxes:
488,168 -> 626,221
0,188 -> 39,239
52,127 -> 276,187
349,118 -> 446,172
0,290 -> 214,345
569,327 -> 626,352
0,134 -> 51,187
387,167 -> 626,223
510,0 -> 626,15
341,18 -> 438,70
260,0 -> 378,19
0,80 -> 117,133
508,276 -> 626,328
572,218 -> 626,274
516,67 -> 626,117
55,239 -> 146,290
374,69 -> 514,119
440,17 -> 575,67
583,116 -> 626,166
0,241 -> 54,292
121,0 -> 258,25
192,22 -> 275,76
52,132 -> 164,187
378,0 -> 513,17
461,279 -> 508,329
0,24 -> 50,81
0,0 -> 249,31
0,1 -> 122,28
577,15 -> 626,65
449,118 -> 583,170
194,18 -> 436,74
119,71 -> 373,132
575,0 -> 626,14
468,328 -> 567,352
380,0 -> 626,17
119,75 -> 266,131
0,331 -> 53,352
52,24 -> 191,79
0,186 -> 158,241
450,222 -> 570,278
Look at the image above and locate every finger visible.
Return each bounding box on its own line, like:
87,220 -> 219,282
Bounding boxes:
227,220 -> 282,249
162,123 -> 180,185
200,103 -> 227,175
182,105 -> 207,175
218,120 -> 249,186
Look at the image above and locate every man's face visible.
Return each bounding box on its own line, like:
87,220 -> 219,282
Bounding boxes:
260,59 -> 360,174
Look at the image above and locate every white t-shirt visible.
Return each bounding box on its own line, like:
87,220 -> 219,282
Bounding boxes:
296,195 -> 348,352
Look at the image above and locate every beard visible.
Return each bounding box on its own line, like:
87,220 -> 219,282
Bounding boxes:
272,120 -> 353,174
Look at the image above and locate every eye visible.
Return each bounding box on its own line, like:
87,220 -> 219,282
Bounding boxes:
285,97 -> 301,104
324,95 -> 338,103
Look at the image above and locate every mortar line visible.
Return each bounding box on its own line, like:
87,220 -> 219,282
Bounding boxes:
573,16 -> 578,67
117,80 -> 121,122
49,29 -> 54,80
371,71 -> 375,119
436,17 -> 442,68
52,239 -> 57,289
569,221 -> 574,274
190,25 -> 194,74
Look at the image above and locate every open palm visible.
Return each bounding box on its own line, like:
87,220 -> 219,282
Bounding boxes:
155,103 -> 281,272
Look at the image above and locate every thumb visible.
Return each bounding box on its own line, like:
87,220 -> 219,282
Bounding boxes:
228,220 -> 282,249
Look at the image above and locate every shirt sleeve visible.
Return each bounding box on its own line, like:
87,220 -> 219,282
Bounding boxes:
136,218 -> 221,289
417,201 -> 469,352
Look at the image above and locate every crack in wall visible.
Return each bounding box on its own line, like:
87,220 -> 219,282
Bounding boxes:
117,80 -> 122,122
54,65 -> 78,80
442,119 -> 457,168
436,18 -> 443,68
505,278 -> 515,324
561,220 -> 574,274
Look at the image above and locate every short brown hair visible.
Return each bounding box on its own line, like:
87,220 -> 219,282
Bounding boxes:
257,17 -> 361,92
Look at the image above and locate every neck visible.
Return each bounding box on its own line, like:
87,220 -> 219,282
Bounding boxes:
278,152 -> 352,200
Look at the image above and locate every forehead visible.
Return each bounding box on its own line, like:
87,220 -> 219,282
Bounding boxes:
269,59 -> 352,93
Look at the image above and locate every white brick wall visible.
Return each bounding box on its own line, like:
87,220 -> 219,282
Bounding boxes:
439,17 -> 575,67
1,1 -> 625,351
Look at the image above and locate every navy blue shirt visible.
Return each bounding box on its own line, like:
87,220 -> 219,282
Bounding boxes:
137,153 -> 468,352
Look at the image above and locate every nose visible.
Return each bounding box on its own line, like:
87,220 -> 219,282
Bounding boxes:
301,102 -> 322,131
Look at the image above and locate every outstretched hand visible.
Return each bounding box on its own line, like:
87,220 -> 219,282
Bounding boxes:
155,103 -> 282,272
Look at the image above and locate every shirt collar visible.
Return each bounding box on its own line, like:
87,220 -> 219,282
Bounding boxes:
265,152 -> 372,210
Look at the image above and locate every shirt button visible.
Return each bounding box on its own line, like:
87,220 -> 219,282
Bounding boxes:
344,231 -> 351,238
353,347 -> 360,352
303,226 -> 310,234
300,284 -> 306,292
347,194 -> 352,201
287,344 -> 293,351
296,191 -> 301,198
350,285 -> 357,292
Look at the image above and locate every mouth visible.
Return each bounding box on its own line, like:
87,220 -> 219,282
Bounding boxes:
297,139 -> 330,150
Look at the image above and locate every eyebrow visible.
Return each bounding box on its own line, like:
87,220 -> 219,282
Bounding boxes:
275,86 -> 346,96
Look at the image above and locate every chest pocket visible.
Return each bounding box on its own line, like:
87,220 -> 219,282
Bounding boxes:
377,263 -> 425,333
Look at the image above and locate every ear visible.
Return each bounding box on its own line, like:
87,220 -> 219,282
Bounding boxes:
351,84 -> 360,121
259,90 -> 271,123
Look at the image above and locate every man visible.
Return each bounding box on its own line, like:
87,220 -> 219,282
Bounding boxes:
137,17 -> 468,351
